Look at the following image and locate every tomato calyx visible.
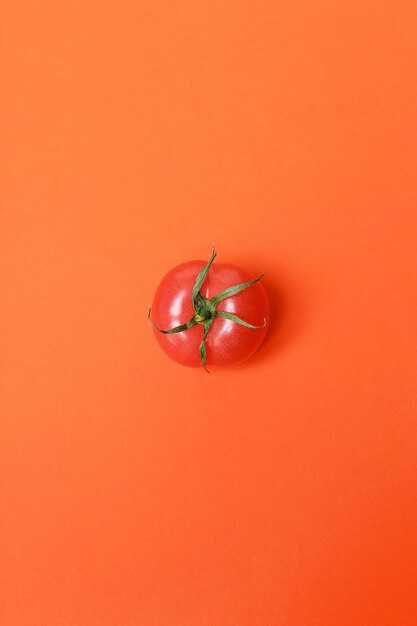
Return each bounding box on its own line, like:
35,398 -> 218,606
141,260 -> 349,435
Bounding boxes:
148,249 -> 266,372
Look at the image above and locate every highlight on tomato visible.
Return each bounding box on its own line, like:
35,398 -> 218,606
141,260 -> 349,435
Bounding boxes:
148,249 -> 269,371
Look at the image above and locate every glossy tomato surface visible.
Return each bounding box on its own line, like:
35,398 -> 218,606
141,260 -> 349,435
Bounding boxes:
150,260 -> 269,367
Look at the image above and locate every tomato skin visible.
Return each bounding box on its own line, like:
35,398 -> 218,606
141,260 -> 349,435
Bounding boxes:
150,260 -> 269,367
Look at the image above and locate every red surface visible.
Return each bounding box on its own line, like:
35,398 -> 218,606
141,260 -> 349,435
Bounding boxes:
1,1 -> 417,625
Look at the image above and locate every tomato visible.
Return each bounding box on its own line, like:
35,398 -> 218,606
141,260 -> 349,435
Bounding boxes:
148,250 -> 269,369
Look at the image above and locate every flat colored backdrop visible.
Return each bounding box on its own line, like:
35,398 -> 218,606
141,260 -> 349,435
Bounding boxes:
1,1 -> 417,625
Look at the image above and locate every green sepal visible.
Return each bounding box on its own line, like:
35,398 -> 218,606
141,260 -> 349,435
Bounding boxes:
148,307 -> 198,334
209,273 -> 265,307
193,290 -> 206,313
199,320 -> 213,373
192,248 -> 216,303
216,310 -> 266,329
199,341 -> 207,370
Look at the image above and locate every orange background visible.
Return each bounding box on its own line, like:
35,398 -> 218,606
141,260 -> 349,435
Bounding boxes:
1,1 -> 417,624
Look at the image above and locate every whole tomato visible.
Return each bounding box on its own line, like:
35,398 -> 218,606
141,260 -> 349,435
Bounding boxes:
148,250 -> 269,370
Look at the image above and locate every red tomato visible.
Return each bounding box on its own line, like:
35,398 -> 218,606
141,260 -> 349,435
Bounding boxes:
149,251 -> 269,369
